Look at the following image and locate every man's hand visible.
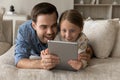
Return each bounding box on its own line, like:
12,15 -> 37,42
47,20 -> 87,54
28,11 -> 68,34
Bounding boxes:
40,49 -> 60,70
16,49 -> 59,69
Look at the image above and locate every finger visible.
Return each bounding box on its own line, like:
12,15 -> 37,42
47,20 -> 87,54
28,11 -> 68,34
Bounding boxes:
40,50 -> 44,55
68,60 -> 82,70
45,63 -> 56,67
86,47 -> 91,53
78,54 -> 81,61
79,53 -> 90,58
79,52 -> 88,57
68,59 -> 77,64
40,50 -> 45,58
78,53 -> 90,61
42,58 -> 60,64
86,45 -> 93,56
46,63 -> 56,70
41,50 -> 45,55
45,48 -> 49,53
42,62 -> 56,70
41,49 -> 49,56
43,54 -> 59,59
80,56 -> 90,61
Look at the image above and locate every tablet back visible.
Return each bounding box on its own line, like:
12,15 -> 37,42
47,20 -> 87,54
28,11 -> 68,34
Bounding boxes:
48,40 -> 78,71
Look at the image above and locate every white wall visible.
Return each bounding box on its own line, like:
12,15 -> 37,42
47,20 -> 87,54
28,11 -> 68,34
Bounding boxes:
0,0 -> 73,16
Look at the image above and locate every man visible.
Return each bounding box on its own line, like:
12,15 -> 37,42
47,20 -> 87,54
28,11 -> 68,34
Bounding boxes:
15,2 -> 93,70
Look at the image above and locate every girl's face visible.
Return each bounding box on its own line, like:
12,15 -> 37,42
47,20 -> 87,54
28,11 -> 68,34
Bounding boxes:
60,20 -> 82,42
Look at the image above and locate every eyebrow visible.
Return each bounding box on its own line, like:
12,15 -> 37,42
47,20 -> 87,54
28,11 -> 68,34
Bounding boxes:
52,23 -> 57,26
39,22 -> 57,28
40,24 -> 47,27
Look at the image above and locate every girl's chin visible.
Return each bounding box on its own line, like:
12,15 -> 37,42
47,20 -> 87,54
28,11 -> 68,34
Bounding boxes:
65,39 -> 72,41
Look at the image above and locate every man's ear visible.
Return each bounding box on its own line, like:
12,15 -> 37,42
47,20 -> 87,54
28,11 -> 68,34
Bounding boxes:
57,23 -> 60,32
32,21 -> 36,30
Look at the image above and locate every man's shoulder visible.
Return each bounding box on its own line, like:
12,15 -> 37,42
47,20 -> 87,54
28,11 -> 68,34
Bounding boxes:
19,20 -> 32,29
17,20 -> 35,38
18,20 -> 34,32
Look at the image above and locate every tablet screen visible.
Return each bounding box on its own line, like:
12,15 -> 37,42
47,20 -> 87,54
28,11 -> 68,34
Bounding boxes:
48,40 -> 78,71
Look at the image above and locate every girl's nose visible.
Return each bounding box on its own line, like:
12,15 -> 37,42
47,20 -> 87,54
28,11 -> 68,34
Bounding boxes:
66,31 -> 70,38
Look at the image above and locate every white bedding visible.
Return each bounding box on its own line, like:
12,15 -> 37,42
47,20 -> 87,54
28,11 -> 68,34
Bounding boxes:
0,46 -> 120,80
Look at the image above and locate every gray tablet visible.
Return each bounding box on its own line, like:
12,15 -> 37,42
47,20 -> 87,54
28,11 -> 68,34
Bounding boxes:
48,40 -> 78,71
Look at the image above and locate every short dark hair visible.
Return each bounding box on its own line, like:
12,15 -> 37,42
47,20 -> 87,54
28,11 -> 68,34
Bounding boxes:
59,9 -> 83,29
31,2 -> 58,23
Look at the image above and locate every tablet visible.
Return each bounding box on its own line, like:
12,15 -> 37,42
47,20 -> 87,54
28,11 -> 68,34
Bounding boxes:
48,40 -> 78,71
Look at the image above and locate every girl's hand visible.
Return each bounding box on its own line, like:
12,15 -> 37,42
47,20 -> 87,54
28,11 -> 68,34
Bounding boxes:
68,59 -> 83,70
78,46 -> 92,62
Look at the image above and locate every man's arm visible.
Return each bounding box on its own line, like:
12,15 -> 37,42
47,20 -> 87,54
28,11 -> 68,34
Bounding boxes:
16,58 -> 42,69
16,54 -> 59,69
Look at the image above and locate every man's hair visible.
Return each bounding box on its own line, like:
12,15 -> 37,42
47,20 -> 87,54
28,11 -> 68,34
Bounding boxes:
59,9 -> 83,29
31,2 -> 58,23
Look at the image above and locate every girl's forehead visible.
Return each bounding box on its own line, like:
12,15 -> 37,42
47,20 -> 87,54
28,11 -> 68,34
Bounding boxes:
61,20 -> 80,28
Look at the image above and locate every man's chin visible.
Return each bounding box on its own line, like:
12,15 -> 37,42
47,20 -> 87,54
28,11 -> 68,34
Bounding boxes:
43,38 -> 53,43
46,37 -> 54,40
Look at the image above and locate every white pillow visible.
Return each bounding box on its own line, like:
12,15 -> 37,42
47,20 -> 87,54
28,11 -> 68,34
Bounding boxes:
83,20 -> 118,58
0,42 -> 11,55
111,21 -> 120,57
0,8 -> 6,42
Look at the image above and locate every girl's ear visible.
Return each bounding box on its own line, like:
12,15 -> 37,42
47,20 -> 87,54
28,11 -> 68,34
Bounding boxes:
80,27 -> 83,32
32,21 -> 36,30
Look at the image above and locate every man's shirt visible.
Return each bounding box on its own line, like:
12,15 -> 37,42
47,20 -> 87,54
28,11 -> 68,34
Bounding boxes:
15,20 -> 47,65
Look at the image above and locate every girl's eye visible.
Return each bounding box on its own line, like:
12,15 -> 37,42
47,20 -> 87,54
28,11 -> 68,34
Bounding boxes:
70,29 -> 75,33
61,29 -> 66,32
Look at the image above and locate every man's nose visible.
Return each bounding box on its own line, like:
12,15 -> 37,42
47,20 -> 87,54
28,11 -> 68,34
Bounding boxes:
47,28 -> 53,34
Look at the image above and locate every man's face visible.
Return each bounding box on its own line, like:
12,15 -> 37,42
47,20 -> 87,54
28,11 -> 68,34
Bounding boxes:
32,12 -> 58,44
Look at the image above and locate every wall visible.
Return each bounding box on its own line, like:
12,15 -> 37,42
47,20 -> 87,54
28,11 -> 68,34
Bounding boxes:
0,0 -> 73,16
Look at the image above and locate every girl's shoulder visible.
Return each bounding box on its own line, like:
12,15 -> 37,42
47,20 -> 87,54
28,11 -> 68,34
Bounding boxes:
77,32 -> 88,42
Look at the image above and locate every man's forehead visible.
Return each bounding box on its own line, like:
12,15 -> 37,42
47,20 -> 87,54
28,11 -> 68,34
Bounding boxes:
37,13 -> 57,20
36,14 -> 57,23
39,22 -> 57,27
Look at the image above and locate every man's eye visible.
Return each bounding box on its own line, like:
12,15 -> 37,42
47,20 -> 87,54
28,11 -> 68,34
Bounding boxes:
52,24 -> 57,28
52,25 -> 57,29
40,26 -> 47,29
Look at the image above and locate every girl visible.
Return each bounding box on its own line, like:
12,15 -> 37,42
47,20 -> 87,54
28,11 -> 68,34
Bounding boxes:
54,9 -> 89,70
